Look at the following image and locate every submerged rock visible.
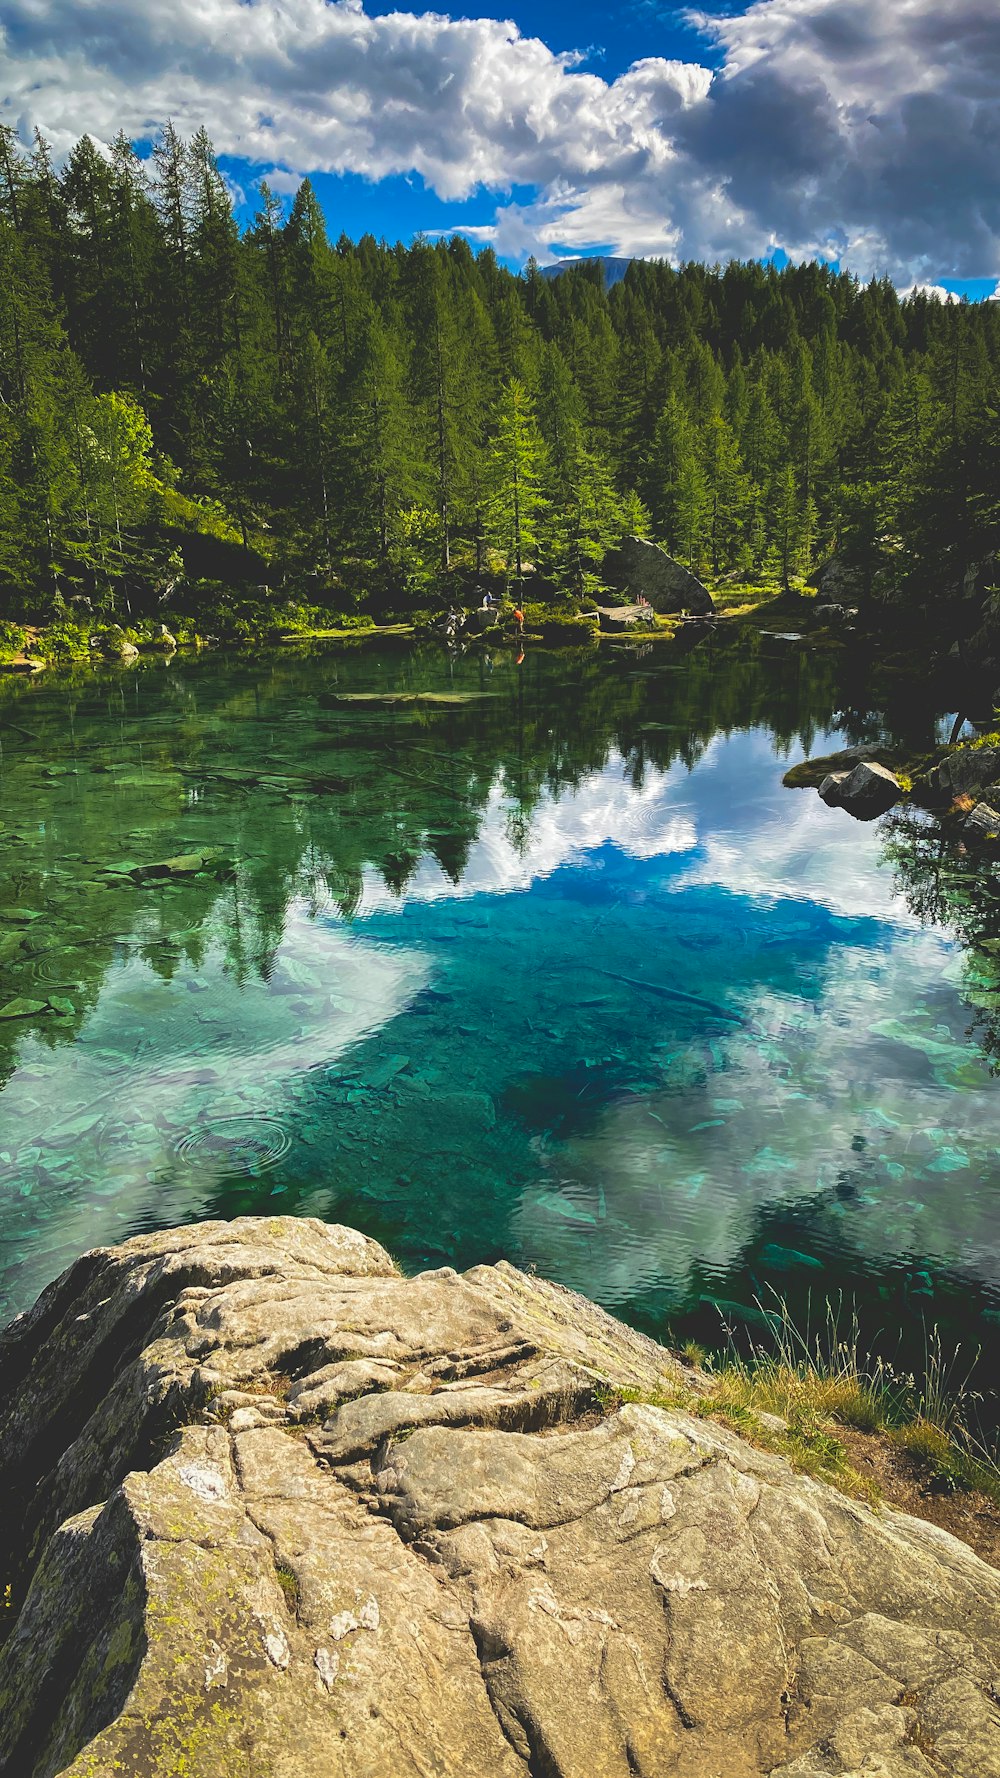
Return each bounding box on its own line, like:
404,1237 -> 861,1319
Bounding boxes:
100,848 -> 236,884
2,1216 -> 999,1777
601,535 -> 714,615
819,759 -> 902,818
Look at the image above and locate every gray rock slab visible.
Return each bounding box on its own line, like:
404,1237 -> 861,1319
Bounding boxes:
602,536 -> 714,615
920,746 -> 1000,801
1,1216 -> 998,1777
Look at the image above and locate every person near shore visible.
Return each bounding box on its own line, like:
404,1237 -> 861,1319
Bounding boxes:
481,589 -> 494,610
513,605 -> 524,634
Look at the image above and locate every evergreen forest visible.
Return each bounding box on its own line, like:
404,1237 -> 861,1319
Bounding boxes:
1,121 -> 999,642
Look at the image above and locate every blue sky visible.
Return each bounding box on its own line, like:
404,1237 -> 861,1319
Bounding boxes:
2,0 -> 998,293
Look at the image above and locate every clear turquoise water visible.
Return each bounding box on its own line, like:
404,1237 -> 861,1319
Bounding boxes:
1,636 -> 998,1389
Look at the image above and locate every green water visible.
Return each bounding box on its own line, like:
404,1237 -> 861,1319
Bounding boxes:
1,634 -> 999,1393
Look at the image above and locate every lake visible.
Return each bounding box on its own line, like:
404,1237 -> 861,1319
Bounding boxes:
1,632 -> 999,1398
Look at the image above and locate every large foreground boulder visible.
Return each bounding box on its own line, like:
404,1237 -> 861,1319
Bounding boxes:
602,536 -> 714,615
1,1217 -> 999,1778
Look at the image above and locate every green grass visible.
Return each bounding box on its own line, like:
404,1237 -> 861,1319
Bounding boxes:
274,1562 -> 301,1618
705,1296 -> 1000,1506
601,1293 -> 1000,1511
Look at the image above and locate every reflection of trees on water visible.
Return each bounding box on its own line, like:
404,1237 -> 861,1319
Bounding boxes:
882,807 -> 1000,1071
0,631 -> 900,1090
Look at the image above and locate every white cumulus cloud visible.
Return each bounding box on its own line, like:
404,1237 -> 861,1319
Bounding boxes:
0,0 -> 996,281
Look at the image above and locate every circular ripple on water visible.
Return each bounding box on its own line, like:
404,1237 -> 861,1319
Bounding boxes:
27,946 -> 89,985
174,1115 -> 291,1178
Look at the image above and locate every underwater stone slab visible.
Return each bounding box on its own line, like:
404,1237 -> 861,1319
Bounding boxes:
0,1216 -> 999,1778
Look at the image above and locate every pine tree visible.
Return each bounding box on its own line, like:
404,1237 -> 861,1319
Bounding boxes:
647,394 -> 708,566
702,414 -> 749,576
0,204 -> 80,593
344,312 -> 417,564
485,379 -> 548,582
107,134 -> 160,396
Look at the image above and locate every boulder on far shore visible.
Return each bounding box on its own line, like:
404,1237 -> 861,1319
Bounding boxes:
602,535 -> 714,615
819,759 -> 902,818
815,554 -> 867,605
95,624 -> 140,664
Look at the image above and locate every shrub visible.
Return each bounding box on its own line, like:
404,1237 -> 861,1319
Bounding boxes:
0,621 -> 27,663
40,621 -> 93,659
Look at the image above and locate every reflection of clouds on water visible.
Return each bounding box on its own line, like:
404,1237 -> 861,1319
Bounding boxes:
673,727 -> 919,926
356,751 -> 698,912
0,912 -> 429,1297
512,922 -> 1000,1311
680,793 -> 916,926
354,727 -> 919,930
5,715 -> 994,1332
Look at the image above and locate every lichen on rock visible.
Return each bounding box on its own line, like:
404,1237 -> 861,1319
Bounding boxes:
1,1215 -> 998,1776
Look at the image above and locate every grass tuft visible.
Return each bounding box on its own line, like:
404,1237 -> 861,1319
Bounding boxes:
701,1292 -> 1000,1507
274,1562 -> 301,1618
600,1293 -> 1000,1514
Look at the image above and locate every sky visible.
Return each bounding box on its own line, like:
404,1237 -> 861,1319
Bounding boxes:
2,0 -> 998,292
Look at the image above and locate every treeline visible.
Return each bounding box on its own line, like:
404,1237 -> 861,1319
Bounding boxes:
1,121 -> 999,627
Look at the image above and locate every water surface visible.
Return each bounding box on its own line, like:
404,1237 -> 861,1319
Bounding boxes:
1,635 -> 998,1392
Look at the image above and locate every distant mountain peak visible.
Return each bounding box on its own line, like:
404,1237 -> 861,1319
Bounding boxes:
539,256 -> 636,287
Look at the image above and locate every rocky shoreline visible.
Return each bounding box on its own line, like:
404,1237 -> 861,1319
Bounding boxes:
1,1217 -> 998,1777
785,738 -> 1000,837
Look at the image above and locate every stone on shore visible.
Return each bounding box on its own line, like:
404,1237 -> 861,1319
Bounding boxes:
919,745 -> 1000,802
818,759 -> 902,818
1,1216 -> 999,1778
594,602 -> 655,632
965,802 -> 1000,839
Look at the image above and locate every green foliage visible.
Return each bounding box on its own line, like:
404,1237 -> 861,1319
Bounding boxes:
0,117 -> 998,627
157,487 -> 244,543
0,620 -> 26,662
40,620 -> 93,658
485,378 -> 549,582
693,1291 -> 1000,1507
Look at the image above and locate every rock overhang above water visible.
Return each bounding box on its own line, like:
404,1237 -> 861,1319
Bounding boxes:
1,1216 -> 998,1777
